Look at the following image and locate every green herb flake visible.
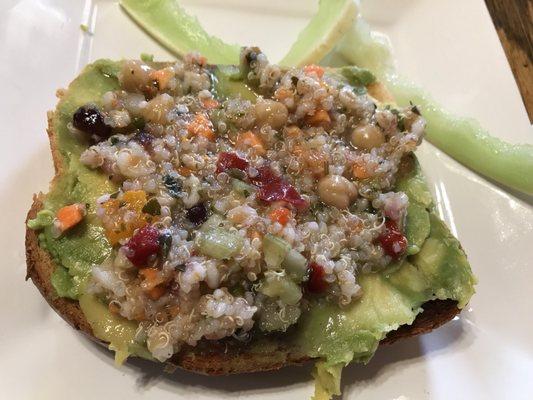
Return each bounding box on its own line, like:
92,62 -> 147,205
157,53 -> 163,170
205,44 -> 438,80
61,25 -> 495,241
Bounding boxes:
158,232 -> 173,258
353,86 -> 367,95
140,53 -> 154,62
131,116 -> 146,129
341,66 -> 376,87
162,175 -> 182,198
397,115 -> 406,131
142,198 -> 161,216
80,24 -> 91,34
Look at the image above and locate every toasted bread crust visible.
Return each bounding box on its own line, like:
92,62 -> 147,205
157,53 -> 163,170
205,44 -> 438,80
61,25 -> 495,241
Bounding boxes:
25,74 -> 461,375
26,198 -> 460,375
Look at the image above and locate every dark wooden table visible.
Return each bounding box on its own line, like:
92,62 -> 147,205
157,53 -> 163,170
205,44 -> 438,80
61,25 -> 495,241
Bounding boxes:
485,0 -> 533,122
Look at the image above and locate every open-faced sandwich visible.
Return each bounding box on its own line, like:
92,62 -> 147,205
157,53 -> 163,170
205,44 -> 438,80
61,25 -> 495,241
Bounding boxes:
26,47 -> 475,398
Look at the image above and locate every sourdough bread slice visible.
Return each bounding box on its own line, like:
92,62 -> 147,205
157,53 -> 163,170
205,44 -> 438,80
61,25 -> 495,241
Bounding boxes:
25,66 -> 462,375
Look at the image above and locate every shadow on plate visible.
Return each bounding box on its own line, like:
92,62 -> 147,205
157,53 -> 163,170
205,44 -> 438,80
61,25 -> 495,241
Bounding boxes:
342,315 -> 470,391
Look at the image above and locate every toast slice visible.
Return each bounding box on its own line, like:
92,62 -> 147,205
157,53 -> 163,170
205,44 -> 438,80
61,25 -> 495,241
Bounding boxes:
26,198 -> 460,375
25,68 -> 463,373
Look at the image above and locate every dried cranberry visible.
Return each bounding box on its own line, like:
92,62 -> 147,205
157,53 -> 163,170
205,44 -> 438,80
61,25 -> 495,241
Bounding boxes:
186,203 -> 208,226
307,262 -> 328,293
72,105 -> 112,138
377,219 -> 408,259
257,181 -> 308,210
125,225 -> 161,267
133,131 -> 153,148
249,165 -> 280,187
216,152 -> 249,174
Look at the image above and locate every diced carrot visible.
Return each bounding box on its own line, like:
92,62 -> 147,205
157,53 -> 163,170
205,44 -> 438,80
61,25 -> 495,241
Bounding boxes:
236,130 -> 266,156
285,125 -> 303,138
291,144 -> 304,156
103,190 -> 151,244
269,207 -> 291,226
108,302 -> 120,315
56,203 -> 85,232
352,162 -> 376,180
147,285 -> 167,301
306,109 -> 331,126
188,113 -> 215,141
122,190 -> 147,212
274,88 -> 292,101
304,150 -> 327,178
353,164 -> 370,179
106,219 -> 147,245
178,166 -> 192,176
139,267 -> 163,287
149,67 -> 174,90
197,55 -> 207,66
304,65 -> 324,78
202,98 -> 219,110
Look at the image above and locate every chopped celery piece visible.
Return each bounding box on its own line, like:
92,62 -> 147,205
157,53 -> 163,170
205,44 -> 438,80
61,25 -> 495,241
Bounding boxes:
262,234 -> 291,269
120,0 -> 240,64
279,0 -> 357,67
231,178 -> 256,197
197,228 -> 243,260
387,77 -> 533,195
282,249 -> 308,282
199,214 -> 225,232
259,272 -> 302,305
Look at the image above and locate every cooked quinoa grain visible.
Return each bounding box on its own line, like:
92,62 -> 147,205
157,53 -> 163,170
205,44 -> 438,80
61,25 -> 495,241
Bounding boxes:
80,48 -> 425,361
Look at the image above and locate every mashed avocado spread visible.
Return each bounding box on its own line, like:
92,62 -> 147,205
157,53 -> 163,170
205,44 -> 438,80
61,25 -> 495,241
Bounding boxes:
31,60 -> 475,372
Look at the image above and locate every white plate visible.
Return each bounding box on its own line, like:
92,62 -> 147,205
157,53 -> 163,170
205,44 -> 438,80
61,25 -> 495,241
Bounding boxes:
1,0 -> 532,399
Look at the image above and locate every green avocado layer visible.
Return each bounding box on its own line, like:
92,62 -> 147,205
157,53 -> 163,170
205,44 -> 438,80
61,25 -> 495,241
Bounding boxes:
40,61 -> 119,299
35,60 -> 475,365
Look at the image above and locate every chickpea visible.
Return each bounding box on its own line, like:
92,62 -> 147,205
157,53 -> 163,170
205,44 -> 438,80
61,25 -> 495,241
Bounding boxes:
254,99 -> 288,129
119,60 -> 154,93
317,175 -> 358,209
143,93 -> 175,124
350,124 -> 385,151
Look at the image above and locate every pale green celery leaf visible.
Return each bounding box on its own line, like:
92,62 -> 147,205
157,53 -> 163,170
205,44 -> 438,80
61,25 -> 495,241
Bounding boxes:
328,15 -> 533,195
279,0 -> 358,67
311,361 -> 343,400
120,0 -> 240,64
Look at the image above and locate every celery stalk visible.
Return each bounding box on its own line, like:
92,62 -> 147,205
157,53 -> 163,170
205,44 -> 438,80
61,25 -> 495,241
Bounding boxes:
263,234 -> 291,269
120,0 -> 240,64
282,249 -> 308,282
388,77 -> 533,195
333,17 -> 533,195
197,228 -> 243,259
279,0 -> 357,67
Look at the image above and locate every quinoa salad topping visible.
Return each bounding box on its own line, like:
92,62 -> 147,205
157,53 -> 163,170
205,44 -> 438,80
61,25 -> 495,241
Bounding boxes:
70,48 -> 425,362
